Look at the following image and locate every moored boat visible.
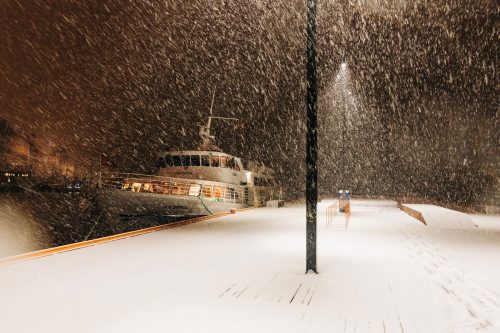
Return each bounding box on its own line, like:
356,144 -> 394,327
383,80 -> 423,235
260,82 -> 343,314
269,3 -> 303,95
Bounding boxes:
98,115 -> 282,218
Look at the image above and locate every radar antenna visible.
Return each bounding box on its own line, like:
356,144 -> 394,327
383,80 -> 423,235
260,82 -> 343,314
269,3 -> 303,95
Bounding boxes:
199,89 -> 241,150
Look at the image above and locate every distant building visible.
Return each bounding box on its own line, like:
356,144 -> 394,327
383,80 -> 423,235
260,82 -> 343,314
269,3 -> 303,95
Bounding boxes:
0,170 -> 31,185
1,136 -> 31,184
8,137 -> 31,167
0,118 -> 75,182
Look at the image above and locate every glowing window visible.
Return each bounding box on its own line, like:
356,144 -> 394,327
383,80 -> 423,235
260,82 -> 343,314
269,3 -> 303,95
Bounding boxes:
220,156 -> 227,168
132,183 -> 142,192
172,183 -> 188,195
214,186 -> 223,198
210,155 -> 220,167
202,185 -> 212,197
189,184 -> 201,196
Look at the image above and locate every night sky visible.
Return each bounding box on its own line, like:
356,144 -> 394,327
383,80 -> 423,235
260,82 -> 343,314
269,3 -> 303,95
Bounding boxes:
0,0 -> 498,203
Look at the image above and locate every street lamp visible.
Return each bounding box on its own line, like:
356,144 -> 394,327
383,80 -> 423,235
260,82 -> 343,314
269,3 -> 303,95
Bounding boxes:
340,63 -> 348,189
306,0 -> 318,274
333,62 -> 349,190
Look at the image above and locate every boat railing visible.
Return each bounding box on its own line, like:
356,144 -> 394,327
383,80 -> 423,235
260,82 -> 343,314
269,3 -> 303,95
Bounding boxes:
98,172 -> 248,205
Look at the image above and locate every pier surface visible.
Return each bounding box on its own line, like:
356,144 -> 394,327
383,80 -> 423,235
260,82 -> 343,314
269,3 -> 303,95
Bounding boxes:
1,200 -> 500,332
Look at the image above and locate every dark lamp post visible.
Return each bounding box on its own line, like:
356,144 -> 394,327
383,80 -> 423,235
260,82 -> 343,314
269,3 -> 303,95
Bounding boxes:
306,0 -> 318,274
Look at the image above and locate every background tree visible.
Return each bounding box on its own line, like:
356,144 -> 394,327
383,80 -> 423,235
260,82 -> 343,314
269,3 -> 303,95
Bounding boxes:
0,118 -> 14,170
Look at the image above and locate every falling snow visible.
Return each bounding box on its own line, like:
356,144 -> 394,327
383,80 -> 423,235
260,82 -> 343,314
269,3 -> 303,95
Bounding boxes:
0,1 -> 497,204
0,1 -> 499,332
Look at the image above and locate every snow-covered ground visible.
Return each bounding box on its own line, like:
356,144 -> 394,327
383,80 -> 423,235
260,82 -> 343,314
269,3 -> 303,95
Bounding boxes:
1,200 -> 499,333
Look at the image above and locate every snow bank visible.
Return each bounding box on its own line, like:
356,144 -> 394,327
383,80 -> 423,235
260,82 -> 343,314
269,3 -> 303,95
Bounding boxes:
402,204 -> 477,229
321,199 -> 398,208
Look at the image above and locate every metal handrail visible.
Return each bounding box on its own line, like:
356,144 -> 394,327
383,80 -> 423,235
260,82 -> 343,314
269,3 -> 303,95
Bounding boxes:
99,172 -> 247,189
98,172 -> 248,205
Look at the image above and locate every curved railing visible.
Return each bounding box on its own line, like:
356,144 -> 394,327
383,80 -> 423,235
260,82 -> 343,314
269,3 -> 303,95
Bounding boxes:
98,172 -> 248,204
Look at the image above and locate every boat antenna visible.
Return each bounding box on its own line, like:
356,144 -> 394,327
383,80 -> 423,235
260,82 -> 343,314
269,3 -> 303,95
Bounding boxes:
199,89 -> 239,151
209,89 -> 216,116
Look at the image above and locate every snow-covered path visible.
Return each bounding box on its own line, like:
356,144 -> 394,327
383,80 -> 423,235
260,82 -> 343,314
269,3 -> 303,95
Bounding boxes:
1,200 -> 499,333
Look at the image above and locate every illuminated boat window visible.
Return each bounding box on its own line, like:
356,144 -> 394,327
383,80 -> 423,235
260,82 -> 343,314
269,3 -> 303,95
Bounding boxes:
172,183 -> 189,195
202,185 -> 213,198
161,182 -> 171,194
220,156 -> 227,168
152,182 -> 164,193
131,183 -> 142,192
189,184 -> 201,196
214,186 -> 223,198
210,155 -> 220,167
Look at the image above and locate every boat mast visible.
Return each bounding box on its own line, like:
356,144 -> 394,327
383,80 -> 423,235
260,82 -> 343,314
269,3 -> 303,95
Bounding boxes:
199,90 -> 240,150
207,89 -> 216,129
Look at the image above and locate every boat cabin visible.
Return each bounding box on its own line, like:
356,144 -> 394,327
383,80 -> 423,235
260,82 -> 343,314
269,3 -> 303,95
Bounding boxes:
157,150 -> 247,185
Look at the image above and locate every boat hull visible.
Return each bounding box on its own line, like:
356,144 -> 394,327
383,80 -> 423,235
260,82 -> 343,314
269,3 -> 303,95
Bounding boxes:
98,189 -> 247,217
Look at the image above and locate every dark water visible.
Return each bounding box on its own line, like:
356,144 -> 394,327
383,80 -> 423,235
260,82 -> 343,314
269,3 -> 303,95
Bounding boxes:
0,188 -> 196,258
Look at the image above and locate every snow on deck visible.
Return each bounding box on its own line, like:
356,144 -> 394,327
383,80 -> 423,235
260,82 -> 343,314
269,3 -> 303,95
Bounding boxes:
1,200 -> 500,333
